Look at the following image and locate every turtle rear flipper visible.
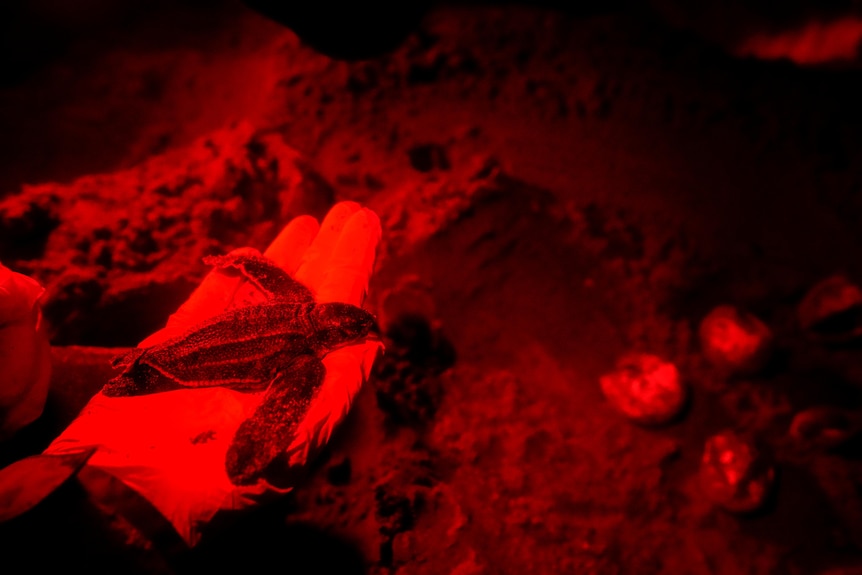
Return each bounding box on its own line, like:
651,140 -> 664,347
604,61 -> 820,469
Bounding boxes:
110,347 -> 145,369
225,354 -> 324,485
203,250 -> 314,304
102,363 -> 184,397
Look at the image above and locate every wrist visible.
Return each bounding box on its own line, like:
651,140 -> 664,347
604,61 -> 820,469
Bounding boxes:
0,463 -> 174,573
76,464 -> 189,556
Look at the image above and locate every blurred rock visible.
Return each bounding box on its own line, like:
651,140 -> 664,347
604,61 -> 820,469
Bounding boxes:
818,567 -> 862,575
373,314 -> 455,429
798,276 -> 862,344
789,406 -> 860,451
376,275 -> 437,335
699,430 -> 775,513
599,352 -> 687,425
407,144 -> 450,173
699,305 -> 772,376
0,122 -> 334,345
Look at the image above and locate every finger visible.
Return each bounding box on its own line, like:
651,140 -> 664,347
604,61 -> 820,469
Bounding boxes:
315,208 -> 381,305
138,247 -> 260,347
227,215 -> 320,309
284,340 -> 382,467
263,215 -> 319,275
294,202 -> 362,294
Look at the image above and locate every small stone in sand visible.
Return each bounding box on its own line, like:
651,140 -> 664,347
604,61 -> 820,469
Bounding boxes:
599,352 -> 686,426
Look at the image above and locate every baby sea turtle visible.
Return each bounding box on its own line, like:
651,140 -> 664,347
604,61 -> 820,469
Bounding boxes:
102,250 -> 377,485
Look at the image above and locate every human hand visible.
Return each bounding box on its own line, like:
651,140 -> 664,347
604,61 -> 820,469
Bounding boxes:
43,201 -> 382,545
0,263 -> 50,440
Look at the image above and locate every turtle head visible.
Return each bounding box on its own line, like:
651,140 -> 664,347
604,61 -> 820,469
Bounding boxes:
312,302 -> 377,348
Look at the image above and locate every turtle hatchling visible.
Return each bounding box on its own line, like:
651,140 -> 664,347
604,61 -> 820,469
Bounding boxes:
102,250 -> 377,485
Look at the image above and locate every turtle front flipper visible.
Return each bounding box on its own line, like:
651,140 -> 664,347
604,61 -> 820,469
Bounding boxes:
203,250 -> 313,303
225,354 -> 325,485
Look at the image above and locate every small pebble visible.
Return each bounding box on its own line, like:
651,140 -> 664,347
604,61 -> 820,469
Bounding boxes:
699,305 -> 772,375
599,353 -> 686,425
699,430 -> 775,513
798,275 -> 862,343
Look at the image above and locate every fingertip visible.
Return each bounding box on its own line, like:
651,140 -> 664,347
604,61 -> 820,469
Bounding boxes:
264,215 -> 319,275
143,204 -> 377,347
324,201 -> 362,224
358,207 -> 382,244
316,208 -> 382,305
295,202 -> 363,289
